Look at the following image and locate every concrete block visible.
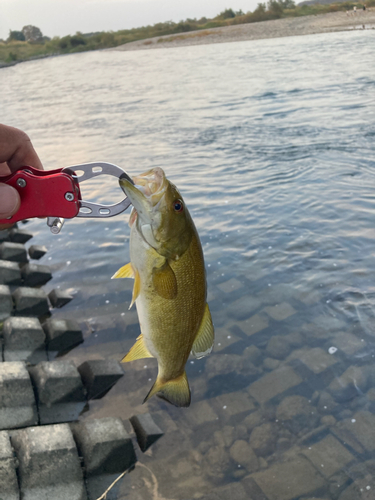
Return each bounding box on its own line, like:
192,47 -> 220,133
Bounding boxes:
0,430 -> 19,500
11,423 -> 87,500
0,361 -> 38,429
48,289 -> 73,308
0,229 -> 11,242
130,413 -> 164,452
13,287 -> 50,317
0,242 -> 28,262
248,365 -> 303,405
29,360 -> 87,424
77,359 -> 124,399
28,244 -> 47,260
21,263 -> 52,287
9,228 -> 33,243
0,284 -> 13,320
71,417 -> 136,500
244,456 -> 327,500
0,259 -> 22,286
3,316 -> 47,364
263,302 -> 297,321
337,411 -> 375,452
302,434 -> 355,478
43,319 -> 83,356
328,365 -> 368,403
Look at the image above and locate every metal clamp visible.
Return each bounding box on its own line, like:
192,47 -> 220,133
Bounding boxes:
62,162 -> 133,218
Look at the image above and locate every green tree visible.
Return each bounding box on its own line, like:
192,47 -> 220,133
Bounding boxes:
7,30 -> 25,42
70,34 -> 86,47
267,0 -> 284,16
22,25 -> 43,43
217,8 -> 236,19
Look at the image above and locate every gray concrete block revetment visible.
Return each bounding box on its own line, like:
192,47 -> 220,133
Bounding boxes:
9,228 -> 33,244
43,319 -> 83,357
11,423 -> 87,500
21,263 -> 52,287
29,360 -> 87,424
28,244 -> 48,260
0,242 -> 28,263
3,316 -> 47,364
0,284 -> 13,320
48,288 -> 73,308
0,361 -> 38,430
0,259 -> 22,286
0,430 -> 19,500
130,413 -> 164,452
77,359 -> 124,399
13,287 -> 50,317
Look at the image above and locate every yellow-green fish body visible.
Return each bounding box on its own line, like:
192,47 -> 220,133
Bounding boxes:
113,168 -> 214,407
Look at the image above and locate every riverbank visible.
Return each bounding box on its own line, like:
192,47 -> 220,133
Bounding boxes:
112,10 -> 375,52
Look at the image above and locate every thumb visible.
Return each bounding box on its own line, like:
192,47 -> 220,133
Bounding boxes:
0,183 -> 21,219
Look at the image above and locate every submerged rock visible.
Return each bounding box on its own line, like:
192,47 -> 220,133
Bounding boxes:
249,422 -> 278,457
266,335 -> 292,360
276,395 -> 319,435
229,440 -> 259,472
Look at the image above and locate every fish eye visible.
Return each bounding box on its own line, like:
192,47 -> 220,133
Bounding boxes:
173,199 -> 183,212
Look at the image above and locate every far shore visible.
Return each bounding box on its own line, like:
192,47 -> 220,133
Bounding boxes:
112,10 -> 375,52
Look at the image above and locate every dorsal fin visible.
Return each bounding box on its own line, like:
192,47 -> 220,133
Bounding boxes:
191,303 -> 214,359
122,334 -> 153,362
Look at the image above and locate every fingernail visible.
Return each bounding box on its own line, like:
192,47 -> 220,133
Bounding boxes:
0,184 -> 21,218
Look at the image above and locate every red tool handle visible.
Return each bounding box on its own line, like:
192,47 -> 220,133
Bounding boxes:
0,167 -> 81,225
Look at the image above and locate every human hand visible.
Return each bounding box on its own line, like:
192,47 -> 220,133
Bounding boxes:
0,124 -> 43,229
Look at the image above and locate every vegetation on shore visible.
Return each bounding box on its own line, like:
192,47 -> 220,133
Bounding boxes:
1,0 -> 373,65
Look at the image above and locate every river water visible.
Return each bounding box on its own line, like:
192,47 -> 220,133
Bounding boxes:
2,29 -> 375,499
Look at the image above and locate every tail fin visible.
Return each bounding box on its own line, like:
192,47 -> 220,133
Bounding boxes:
143,371 -> 191,407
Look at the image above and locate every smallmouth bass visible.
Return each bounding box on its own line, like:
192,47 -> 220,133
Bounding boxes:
112,167 -> 214,407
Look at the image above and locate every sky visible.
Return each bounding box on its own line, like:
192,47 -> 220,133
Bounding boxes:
0,0 -> 261,40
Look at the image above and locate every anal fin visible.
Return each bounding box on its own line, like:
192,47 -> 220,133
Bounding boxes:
122,334 -> 153,362
191,303 -> 214,359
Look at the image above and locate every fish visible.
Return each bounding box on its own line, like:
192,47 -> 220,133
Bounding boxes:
112,167 -> 214,407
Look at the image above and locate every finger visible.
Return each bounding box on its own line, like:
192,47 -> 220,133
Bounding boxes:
0,124 -> 43,172
0,183 -> 21,229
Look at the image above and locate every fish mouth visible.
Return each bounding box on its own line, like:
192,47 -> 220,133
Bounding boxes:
119,167 -> 168,224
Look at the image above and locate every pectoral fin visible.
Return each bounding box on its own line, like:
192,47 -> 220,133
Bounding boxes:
152,261 -> 177,300
143,371 -> 191,407
191,303 -> 214,359
111,263 -> 134,279
129,269 -> 141,309
122,334 -> 153,362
